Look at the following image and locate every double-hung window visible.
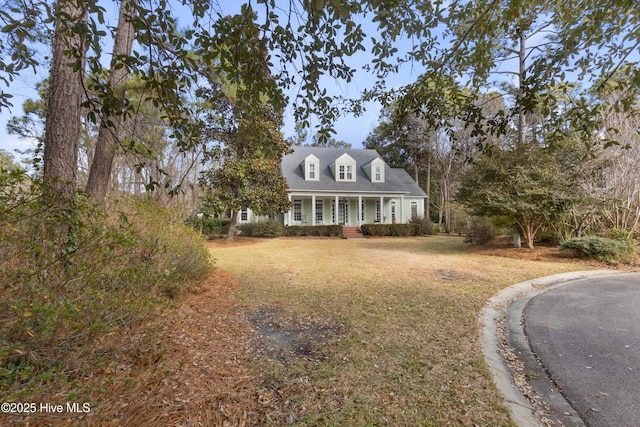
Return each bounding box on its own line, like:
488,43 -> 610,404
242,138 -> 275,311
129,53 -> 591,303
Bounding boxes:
315,200 -> 323,223
346,165 -> 353,180
411,200 -> 418,220
293,199 -> 302,222
333,154 -> 356,182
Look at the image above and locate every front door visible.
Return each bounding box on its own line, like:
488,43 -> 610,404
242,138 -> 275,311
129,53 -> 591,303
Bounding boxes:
333,200 -> 349,225
339,200 -> 349,225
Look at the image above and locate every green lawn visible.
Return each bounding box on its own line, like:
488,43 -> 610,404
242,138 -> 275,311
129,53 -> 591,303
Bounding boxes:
210,236 -> 590,426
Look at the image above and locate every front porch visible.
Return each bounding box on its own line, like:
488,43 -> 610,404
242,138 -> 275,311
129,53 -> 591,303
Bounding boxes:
284,193 -> 423,227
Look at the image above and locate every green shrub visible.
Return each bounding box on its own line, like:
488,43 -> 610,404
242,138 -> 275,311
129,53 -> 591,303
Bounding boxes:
559,236 -> 637,264
238,222 -> 256,236
192,215 -> 222,236
464,217 -> 497,245
285,225 -> 343,237
603,228 -> 631,242
253,220 -> 285,237
410,217 -> 433,235
361,223 -> 421,237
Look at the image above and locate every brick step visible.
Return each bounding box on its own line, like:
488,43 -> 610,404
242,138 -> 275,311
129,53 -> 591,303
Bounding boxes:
343,226 -> 365,239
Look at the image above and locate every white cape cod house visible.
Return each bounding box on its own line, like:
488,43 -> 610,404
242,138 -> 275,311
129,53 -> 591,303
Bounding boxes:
239,146 -> 427,227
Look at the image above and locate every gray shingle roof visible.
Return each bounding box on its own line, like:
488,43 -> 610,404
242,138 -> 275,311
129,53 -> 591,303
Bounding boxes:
281,146 -> 427,197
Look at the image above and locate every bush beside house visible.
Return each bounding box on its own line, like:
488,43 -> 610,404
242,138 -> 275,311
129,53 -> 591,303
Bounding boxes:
361,223 -> 421,237
285,225 -> 344,237
238,220 -> 285,237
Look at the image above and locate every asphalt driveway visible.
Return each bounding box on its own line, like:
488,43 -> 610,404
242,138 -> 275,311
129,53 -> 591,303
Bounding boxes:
523,273 -> 640,427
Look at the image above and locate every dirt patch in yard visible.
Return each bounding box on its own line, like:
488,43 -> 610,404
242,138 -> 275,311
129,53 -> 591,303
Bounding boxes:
245,306 -> 343,363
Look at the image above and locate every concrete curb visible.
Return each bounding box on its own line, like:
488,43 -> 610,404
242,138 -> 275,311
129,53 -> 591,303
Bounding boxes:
478,270 -> 623,426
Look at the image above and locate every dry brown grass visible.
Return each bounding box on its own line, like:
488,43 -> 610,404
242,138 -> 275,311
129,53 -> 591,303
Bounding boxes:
210,235 -> 602,426
2,235 -> 610,426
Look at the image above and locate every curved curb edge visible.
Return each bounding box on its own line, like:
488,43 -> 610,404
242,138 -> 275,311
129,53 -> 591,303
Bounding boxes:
478,269 -> 624,427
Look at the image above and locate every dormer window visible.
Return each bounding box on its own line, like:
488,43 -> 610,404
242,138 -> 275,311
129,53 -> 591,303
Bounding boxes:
365,157 -> 385,183
303,154 -> 320,181
338,164 -> 353,180
332,153 -> 356,182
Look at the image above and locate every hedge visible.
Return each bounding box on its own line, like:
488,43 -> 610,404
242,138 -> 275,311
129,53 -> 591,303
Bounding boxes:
285,225 -> 343,237
559,236 -> 637,264
238,220 -> 285,238
360,223 -> 421,237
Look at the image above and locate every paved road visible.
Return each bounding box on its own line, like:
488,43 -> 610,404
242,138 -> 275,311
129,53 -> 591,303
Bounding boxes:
524,273 -> 640,427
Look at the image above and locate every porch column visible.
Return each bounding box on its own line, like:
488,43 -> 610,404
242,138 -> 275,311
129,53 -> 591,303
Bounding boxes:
335,195 -> 339,224
401,196 -> 405,223
358,195 -> 362,227
380,196 -> 384,223
287,194 -> 292,226
311,195 -> 316,226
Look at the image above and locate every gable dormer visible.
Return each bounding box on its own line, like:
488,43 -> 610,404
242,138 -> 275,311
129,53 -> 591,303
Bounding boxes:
364,157 -> 385,183
330,153 -> 356,182
301,154 -> 320,181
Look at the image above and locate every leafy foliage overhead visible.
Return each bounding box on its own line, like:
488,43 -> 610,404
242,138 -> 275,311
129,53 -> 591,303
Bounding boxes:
1,0 -> 638,147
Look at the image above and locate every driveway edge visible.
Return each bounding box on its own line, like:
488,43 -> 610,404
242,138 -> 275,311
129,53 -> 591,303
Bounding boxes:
478,270 -> 622,426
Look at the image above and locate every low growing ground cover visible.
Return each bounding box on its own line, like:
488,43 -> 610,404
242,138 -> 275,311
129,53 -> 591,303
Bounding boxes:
211,236 -> 597,426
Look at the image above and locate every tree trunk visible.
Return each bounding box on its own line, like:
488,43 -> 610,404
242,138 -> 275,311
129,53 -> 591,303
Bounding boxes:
43,0 -> 87,204
226,210 -> 238,241
85,0 -> 136,199
516,28 -> 526,150
425,157 -> 431,221
443,175 -> 450,233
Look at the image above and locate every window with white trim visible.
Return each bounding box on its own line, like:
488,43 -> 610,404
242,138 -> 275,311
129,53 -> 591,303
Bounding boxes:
375,200 -> 381,222
293,199 -> 302,222
315,200 -> 323,223
391,200 -> 397,223
240,208 -> 248,222
303,155 -> 320,181
367,158 -> 385,183
410,200 -> 418,220
333,153 -> 356,182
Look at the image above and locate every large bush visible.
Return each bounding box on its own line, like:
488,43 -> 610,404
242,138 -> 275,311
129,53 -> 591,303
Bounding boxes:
464,217 -> 497,245
239,220 -> 285,237
192,215 -> 222,236
559,236 -> 637,264
410,217 -> 434,235
0,174 -> 213,405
